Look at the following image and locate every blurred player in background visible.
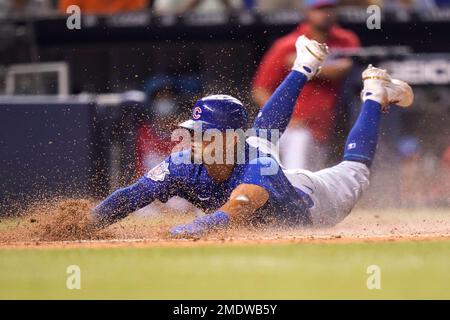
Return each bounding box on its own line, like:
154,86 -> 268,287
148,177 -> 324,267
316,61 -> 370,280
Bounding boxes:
136,81 -> 180,174
252,0 -> 360,170
397,136 -> 424,207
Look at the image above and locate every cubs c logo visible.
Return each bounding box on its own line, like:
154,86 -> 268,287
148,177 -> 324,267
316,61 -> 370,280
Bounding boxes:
192,106 -> 202,120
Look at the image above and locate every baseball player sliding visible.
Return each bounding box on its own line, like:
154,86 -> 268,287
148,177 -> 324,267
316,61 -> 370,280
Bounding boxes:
92,35 -> 414,237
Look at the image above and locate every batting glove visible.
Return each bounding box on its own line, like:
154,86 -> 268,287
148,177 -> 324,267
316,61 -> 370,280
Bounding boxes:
170,211 -> 230,238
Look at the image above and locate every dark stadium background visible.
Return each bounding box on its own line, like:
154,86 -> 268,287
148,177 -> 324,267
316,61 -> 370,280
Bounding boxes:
1,3 -> 449,214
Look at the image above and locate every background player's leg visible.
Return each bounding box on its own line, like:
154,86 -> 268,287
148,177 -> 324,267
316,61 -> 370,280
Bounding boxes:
343,99 -> 382,168
280,126 -> 311,169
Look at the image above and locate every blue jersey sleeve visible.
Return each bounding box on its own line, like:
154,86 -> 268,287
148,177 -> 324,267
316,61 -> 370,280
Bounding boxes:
240,156 -> 282,193
93,150 -> 192,226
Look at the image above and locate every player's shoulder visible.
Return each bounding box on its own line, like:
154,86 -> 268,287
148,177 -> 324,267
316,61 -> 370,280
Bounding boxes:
271,23 -> 308,48
268,31 -> 298,53
244,136 -> 282,167
275,33 -> 297,47
167,149 -> 201,173
330,26 -> 361,47
168,149 -> 192,165
144,149 -> 198,182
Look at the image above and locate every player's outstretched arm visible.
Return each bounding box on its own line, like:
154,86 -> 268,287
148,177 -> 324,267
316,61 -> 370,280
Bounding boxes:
91,178 -> 159,228
91,158 -> 178,228
170,184 -> 269,238
253,35 -> 329,136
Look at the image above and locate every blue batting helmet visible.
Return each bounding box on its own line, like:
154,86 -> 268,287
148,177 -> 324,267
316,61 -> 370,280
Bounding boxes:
179,94 -> 248,131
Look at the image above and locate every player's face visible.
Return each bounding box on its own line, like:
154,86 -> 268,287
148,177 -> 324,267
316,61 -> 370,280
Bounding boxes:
306,7 -> 336,32
191,132 -> 209,163
190,131 -> 235,164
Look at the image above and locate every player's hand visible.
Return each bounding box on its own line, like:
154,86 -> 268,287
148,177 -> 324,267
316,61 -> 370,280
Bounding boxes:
170,211 -> 230,238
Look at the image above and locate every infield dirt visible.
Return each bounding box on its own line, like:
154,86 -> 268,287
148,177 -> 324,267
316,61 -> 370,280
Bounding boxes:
1,198 -> 450,249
